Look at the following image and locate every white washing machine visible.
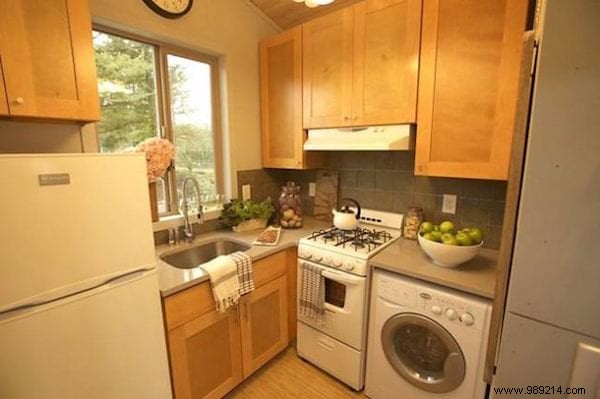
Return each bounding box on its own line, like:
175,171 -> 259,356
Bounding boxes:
365,269 -> 492,399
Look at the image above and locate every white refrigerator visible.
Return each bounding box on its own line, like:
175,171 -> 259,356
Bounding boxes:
492,0 -> 600,397
0,154 -> 172,398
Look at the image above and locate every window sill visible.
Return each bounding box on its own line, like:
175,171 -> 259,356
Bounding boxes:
152,207 -> 222,232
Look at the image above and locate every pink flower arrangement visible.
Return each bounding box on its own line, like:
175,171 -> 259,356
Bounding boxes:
131,138 -> 175,182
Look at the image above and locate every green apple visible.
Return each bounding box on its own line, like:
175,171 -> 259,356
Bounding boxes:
420,221 -> 434,233
441,232 -> 455,242
422,232 -> 436,242
456,232 -> 474,246
430,231 -> 443,242
468,227 -> 484,244
440,221 -> 455,234
443,236 -> 459,246
433,224 -> 440,232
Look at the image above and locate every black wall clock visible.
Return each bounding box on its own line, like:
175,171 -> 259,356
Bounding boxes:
142,0 -> 193,19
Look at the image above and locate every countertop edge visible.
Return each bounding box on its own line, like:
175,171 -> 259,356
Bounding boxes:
370,261 -> 495,299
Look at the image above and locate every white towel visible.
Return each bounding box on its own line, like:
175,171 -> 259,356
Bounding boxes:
299,262 -> 325,321
201,255 -> 240,313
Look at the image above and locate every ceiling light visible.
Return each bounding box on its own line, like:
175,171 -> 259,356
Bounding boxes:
294,0 -> 335,8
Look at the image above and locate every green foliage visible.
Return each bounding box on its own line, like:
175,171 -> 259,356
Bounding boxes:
93,31 -> 218,197
219,199 -> 275,228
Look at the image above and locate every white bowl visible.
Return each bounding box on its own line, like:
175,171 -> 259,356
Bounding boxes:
418,234 -> 483,268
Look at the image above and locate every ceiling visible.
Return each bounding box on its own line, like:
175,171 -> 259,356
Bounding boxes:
250,0 -> 363,30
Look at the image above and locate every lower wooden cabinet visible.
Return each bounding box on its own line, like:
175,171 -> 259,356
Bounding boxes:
168,307 -> 243,399
240,275 -> 288,378
164,251 -> 293,399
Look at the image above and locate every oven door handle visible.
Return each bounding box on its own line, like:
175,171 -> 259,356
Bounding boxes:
321,270 -> 363,285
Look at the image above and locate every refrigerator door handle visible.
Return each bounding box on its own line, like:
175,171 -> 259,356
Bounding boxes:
0,266 -> 155,319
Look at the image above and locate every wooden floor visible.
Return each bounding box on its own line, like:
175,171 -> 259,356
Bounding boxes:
226,346 -> 367,398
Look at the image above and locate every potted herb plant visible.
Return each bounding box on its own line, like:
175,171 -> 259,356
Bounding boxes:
219,198 -> 275,232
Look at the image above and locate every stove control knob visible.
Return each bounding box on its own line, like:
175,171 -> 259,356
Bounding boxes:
344,262 -> 355,271
300,250 -> 312,259
445,308 -> 458,321
324,257 -> 332,265
431,305 -> 443,315
332,259 -> 342,268
460,312 -> 475,326
313,254 -> 323,262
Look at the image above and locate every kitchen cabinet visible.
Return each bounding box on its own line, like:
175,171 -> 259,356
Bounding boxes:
163,250 -> 293,398
302,0 -> 421,128
0,63 -> 7,116
0,0 -> 100,122
414,0 -> 529,180
352,0 -> 421,126
240,275 -> 288,378
303,8 -> 354,128
168,307 -> 243,399
260,27 -> 324,169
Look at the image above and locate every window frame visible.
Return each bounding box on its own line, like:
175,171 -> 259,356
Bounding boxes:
93,25 -> 223,217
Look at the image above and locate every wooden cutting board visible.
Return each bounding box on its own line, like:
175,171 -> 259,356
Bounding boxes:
313,170 -> 338,222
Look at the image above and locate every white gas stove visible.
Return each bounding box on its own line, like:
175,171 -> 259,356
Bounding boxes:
298,209 -> 404,276
296,209 -> 404,390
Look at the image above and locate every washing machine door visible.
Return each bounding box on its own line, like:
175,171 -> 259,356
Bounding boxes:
381,313 -> 465,393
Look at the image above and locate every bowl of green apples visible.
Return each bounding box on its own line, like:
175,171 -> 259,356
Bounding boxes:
417,221 -> 484,268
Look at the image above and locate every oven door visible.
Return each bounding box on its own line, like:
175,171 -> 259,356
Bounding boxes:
297,260 -> 367,350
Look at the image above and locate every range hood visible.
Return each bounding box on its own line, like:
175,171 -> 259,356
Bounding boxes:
303,125 -> 415,151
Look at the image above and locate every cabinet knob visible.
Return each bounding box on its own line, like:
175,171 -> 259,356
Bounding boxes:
344,116 -> 350,121
15,97 -> 25,105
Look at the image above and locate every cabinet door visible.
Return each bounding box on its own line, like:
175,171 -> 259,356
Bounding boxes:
352,0 -> 421,125
415,0 -> 528,180
260,27 -> 304,169
168,307 -> 243,399
0,61 -> 7,115
0,0 -> 100,121
303,8 -> 354,128
240,275 -> 289,378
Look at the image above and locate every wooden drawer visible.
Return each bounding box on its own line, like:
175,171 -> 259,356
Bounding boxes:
164,250 -> 289,331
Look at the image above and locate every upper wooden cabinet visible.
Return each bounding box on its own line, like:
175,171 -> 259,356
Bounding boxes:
260,27 -> 325,169
303,0 -> 421,128
0,62 -> 7,116
352,0 -> 421,126
415,0 -> 529,180
0,0 -> 100,122
303,8 -> 354,128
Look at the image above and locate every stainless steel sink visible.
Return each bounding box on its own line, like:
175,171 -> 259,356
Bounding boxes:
160,238 -> 251,269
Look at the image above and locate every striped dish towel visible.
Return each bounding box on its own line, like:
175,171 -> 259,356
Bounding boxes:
299,262 -> 325,321
231,251 -> 255,296
201,255 -> 240,313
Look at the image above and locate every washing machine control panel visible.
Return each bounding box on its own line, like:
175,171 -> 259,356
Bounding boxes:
376,272 -> 489,331
422,294 -> 484,329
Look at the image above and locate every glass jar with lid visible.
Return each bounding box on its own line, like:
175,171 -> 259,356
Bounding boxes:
403,206 -> 423,240
278,182 -> 303,229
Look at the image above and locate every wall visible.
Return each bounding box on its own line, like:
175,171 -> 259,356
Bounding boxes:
238,151 -> 507,249
0,121 -> 97,153
90,0 -> 279,197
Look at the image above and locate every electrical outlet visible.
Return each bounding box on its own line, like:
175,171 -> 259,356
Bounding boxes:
309,182 -> 316,197
242,184 -> 251,201
442,194 -> 457,214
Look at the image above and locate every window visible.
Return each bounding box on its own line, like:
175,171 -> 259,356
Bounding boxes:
92,28 -> 221,216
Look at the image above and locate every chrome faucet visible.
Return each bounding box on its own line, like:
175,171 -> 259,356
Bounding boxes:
181,176 -> 204,243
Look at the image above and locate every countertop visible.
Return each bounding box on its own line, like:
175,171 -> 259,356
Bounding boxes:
156,219 -> 498,299
370,239 -> 498,299
156,218 -> 330,297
